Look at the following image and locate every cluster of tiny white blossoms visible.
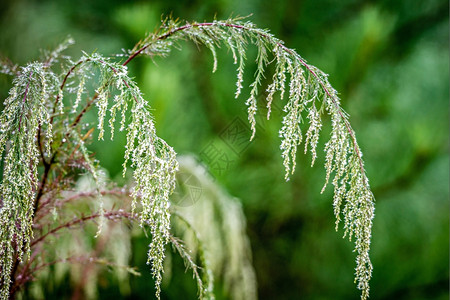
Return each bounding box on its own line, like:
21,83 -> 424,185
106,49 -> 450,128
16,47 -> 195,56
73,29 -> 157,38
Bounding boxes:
125,103 -> 178,296
0,63 -> 57,299
81,53 -> 179,298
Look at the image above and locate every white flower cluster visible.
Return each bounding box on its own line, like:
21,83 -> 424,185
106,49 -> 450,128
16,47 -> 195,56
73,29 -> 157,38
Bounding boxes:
83,53 -> 179,299
0,63 -> 57,299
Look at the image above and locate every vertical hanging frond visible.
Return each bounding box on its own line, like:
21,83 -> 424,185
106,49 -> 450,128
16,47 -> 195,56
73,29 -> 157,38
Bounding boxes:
71,53 -> 179,299
0,63 -> 58,299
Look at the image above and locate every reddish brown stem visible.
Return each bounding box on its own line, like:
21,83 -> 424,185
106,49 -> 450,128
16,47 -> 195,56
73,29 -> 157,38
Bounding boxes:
35,189 -> 131,223
31,210 -> 136,248
50,59 -> 89,126
33,154 -> 55,216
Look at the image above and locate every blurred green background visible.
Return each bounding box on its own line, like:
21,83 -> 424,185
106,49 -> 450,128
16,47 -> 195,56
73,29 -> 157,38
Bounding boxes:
0,0 -> 448,299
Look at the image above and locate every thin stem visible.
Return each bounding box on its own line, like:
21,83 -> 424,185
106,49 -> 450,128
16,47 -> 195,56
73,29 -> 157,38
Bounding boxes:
37,125 -> 47,166
31,210 -> 137,248
122,24 -> 193,66
33,155 -> 55,217
59,189 -> 131,205
9,245 -> 41,295
69,93 -> 98,128
35,189 -> 131,224
50,59 -> 89,126
8,259 -> 20,299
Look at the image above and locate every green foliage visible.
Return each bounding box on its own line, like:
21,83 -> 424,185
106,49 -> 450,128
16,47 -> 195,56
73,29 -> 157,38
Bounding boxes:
0,16 -> 376,300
